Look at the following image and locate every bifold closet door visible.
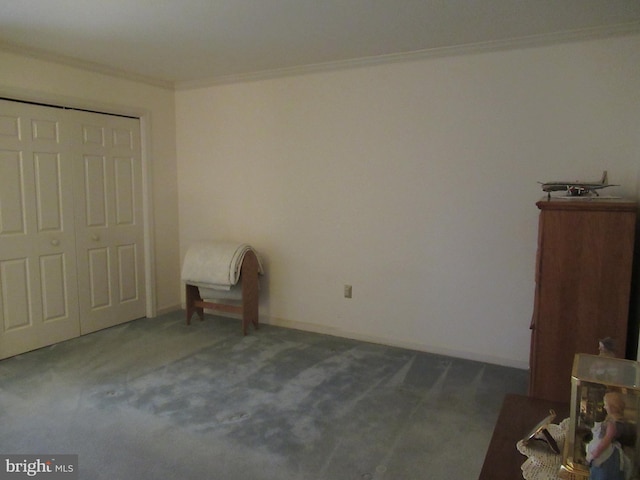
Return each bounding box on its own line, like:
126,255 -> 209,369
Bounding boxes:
0,100 -> 80,359
72,110 -> 146,334
0,100 -> 146,359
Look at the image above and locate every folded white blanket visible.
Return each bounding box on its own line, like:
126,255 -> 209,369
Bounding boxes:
197,284 -> 243,301
181,242 -> 263,291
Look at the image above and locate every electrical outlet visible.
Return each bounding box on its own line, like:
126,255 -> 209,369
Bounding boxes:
344,284 -> 352,298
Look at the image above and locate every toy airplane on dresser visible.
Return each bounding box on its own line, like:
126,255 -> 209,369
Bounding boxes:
539,171 -> 618,198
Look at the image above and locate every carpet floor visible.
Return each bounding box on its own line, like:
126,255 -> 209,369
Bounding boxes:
0,311 -> 528,479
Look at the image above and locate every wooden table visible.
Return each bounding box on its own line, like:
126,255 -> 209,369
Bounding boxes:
478,394 -> 570,480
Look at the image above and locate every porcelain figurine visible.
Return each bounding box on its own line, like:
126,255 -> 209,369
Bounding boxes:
586,392 -> 631,480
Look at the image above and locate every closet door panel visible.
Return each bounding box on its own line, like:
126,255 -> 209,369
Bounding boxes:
88,247 -> 111,308
73,111 -> 145,334
40,253 -> 69,321
0,258 -> 32,329
117,244 -> 138,302
34,152 -> 64,231
83,154 -> 108,226
0,150 -> 26,234
0,100 -> 80,360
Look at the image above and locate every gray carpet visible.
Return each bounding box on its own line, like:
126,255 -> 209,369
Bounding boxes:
0,311 -> 527,479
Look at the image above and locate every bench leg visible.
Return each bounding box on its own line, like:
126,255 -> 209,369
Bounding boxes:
185,284 -> 204,325
240,251 -> 260,335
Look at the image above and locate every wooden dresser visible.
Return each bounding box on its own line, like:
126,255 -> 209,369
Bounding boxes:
529,198 -> 637,403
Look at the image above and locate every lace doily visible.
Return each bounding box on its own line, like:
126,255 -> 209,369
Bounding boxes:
516,418 -> 570,480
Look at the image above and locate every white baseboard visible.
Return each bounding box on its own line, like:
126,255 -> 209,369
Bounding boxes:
155,304 -> 183,317
261,315 -> 529,371
174,304 -> 529,370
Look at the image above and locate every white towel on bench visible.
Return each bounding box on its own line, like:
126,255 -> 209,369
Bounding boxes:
181,241 -> 263,291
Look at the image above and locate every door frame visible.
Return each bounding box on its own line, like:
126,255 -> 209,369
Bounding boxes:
0,87 -> 157,318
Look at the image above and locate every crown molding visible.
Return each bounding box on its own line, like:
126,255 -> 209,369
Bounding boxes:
2,20 -> 639,92
176,21 -> 640,90
0,41 -> 174,90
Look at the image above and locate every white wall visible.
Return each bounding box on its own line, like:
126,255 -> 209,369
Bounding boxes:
0,50 -> 182,315
176,34 -> 640,369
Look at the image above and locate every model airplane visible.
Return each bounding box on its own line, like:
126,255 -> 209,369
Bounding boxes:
539,171 -> 618,197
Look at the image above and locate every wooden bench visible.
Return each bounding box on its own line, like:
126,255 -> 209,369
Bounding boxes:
185,249 -> 260,335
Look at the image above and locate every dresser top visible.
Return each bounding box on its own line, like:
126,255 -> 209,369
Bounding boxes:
536,197 -> 638,212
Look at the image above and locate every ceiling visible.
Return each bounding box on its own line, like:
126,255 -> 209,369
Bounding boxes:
2,0 -> 640,88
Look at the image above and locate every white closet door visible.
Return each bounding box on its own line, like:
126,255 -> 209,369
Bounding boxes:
0,100 -> 146,359
72,110 -> 146,334
0,100 -> 80,359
